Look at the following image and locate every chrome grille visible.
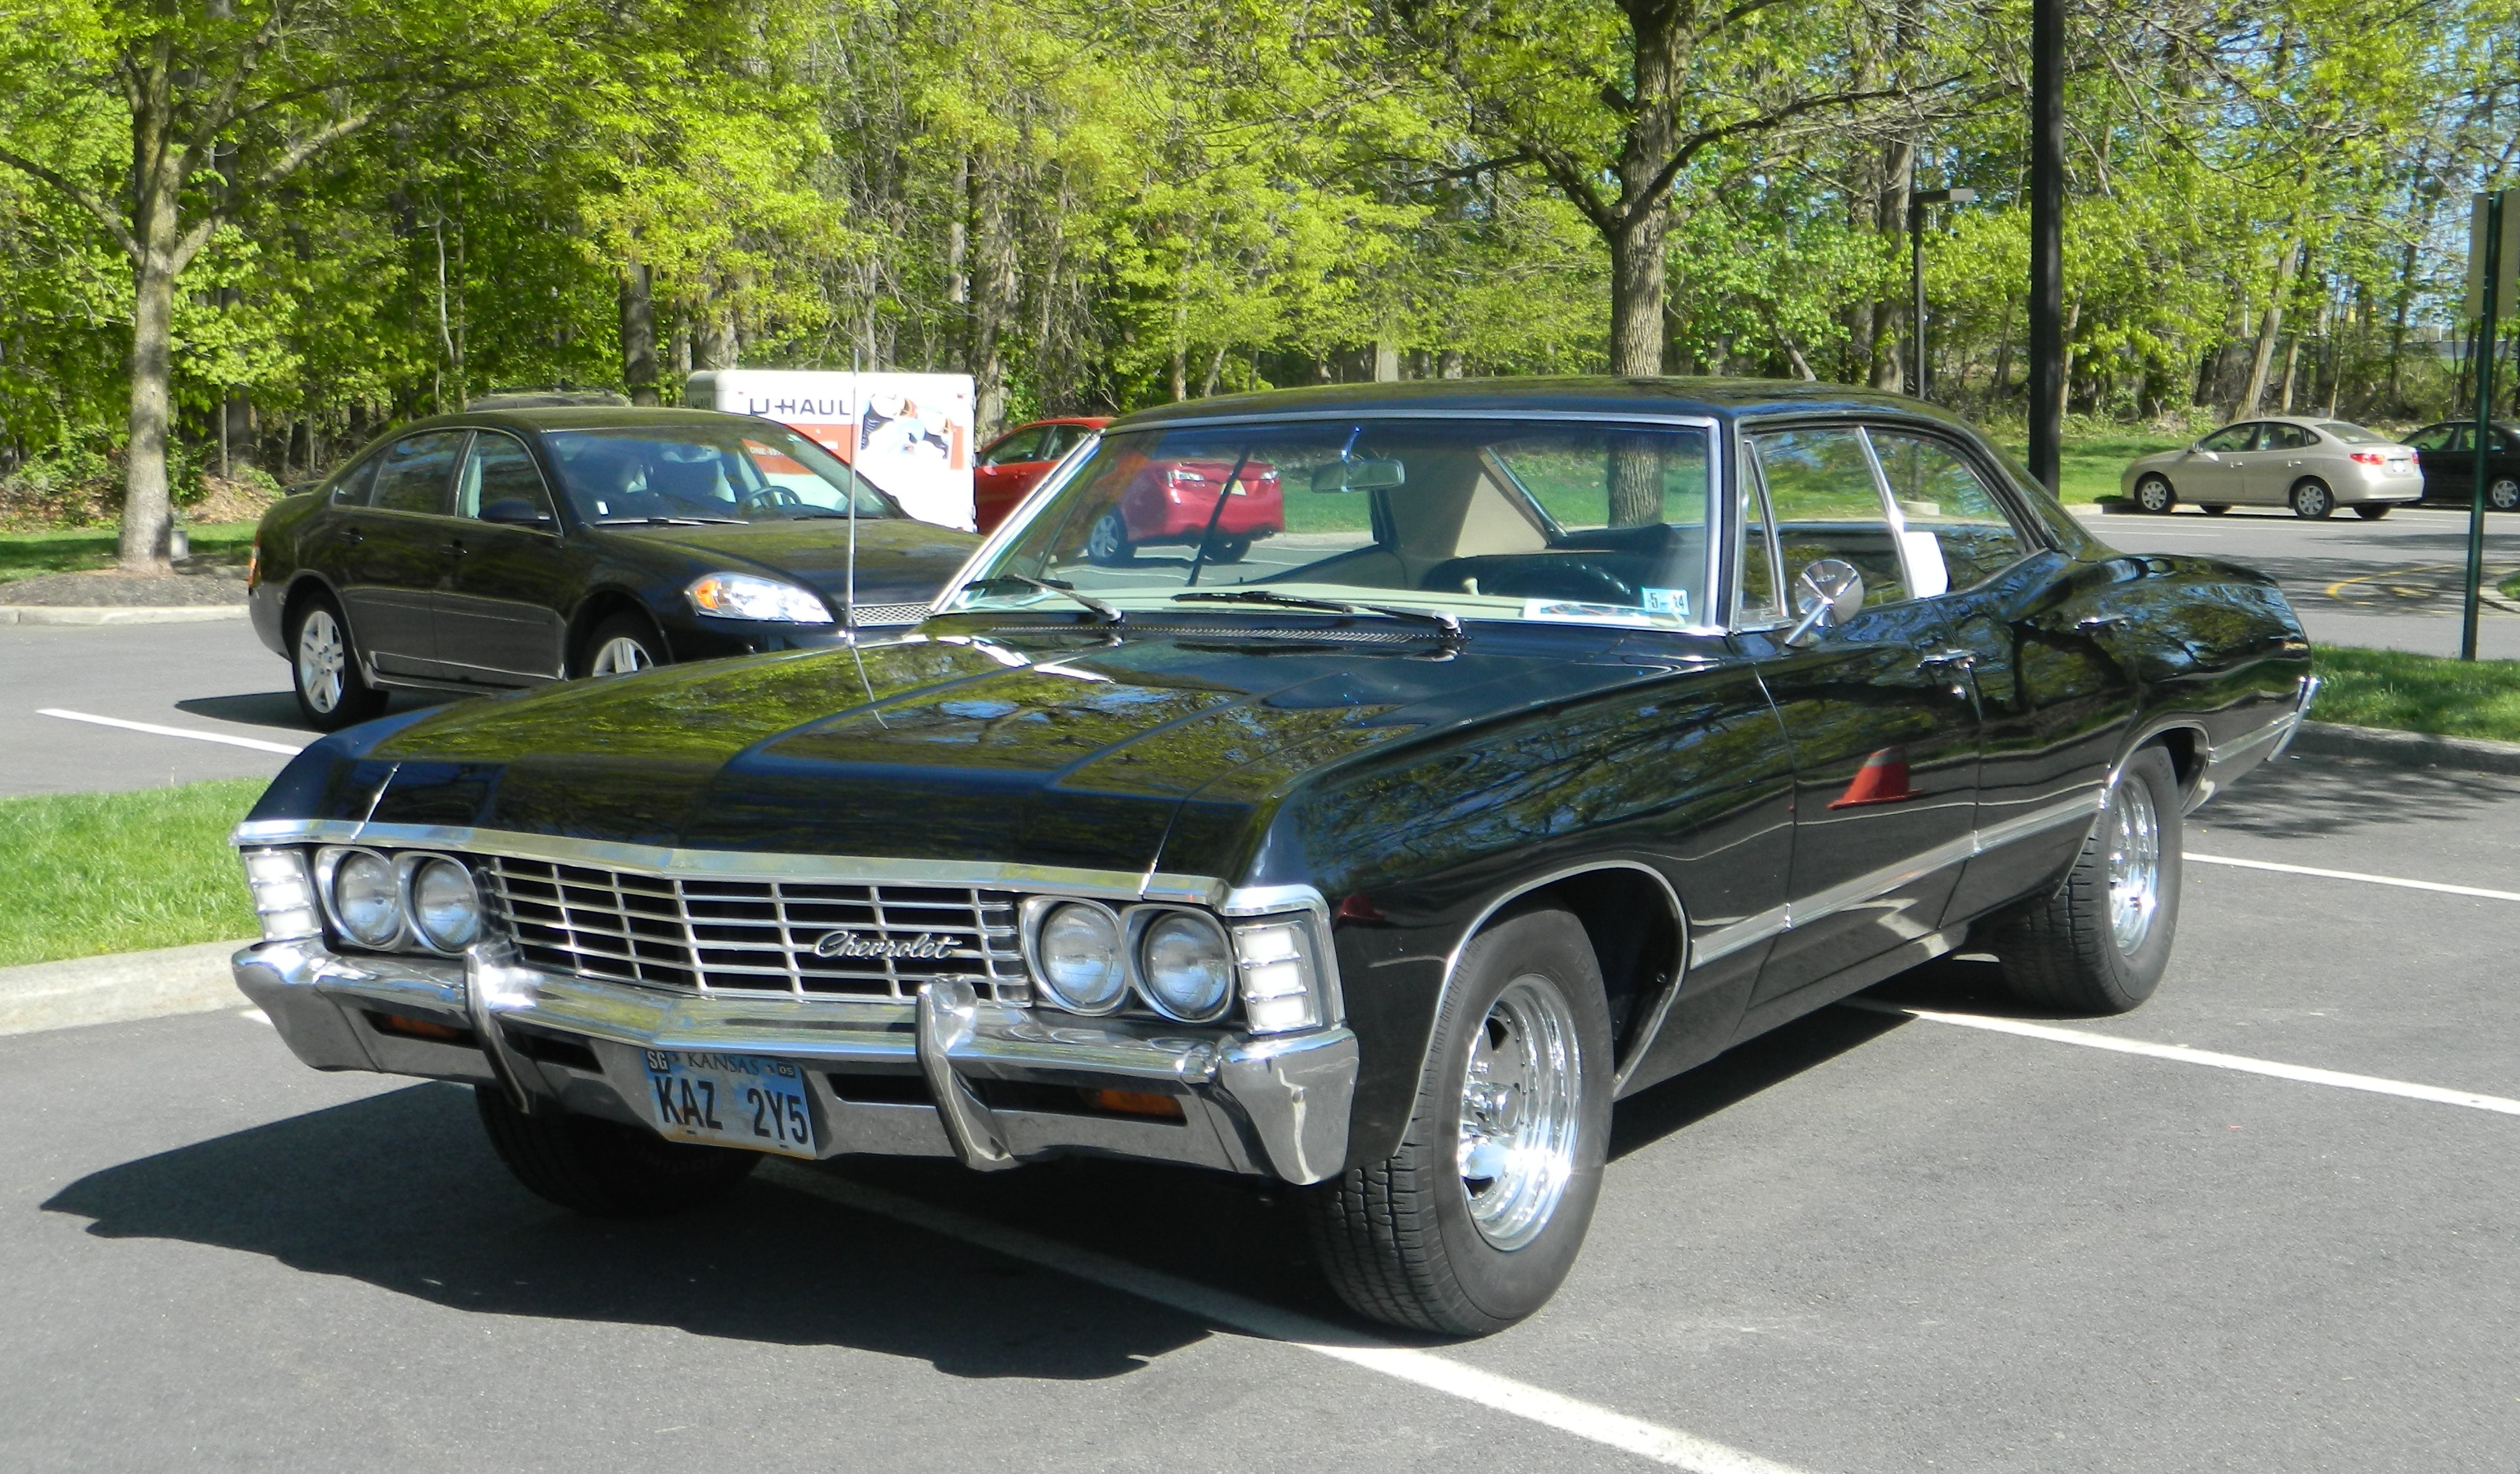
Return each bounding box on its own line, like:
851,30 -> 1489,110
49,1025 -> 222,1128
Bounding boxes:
478,857 -> 1028,1004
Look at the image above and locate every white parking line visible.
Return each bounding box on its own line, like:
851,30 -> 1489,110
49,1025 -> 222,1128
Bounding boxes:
2188,852 -> 2520,904
36,707 -> 306,756
771,1167 -> 1813,1474
1846,1001 -> 2520,1116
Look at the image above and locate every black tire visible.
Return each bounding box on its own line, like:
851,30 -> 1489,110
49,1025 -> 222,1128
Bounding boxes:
1305,905 -> 1612,1336
1085,510 -> 1134,566
1204,534 -> 1252,564
2489,477 -> 2520,513
576,610 -> 666,678
2132,475 -> 2176,514
2289,479 -> 2335,519
287,591 -> 388,731
474,1086 -> 759,1218
2354,504 -> 2393,521
2199,503 -> 2231,516
1986,746 -> 2183,1015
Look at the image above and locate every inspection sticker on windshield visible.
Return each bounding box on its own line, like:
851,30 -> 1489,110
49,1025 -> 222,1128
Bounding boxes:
1519,600 -> 1657,627
641,1049 -> 817,1158
1641,587 -> 1689,618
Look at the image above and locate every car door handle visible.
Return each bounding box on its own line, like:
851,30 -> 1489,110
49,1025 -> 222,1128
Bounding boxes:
1916,649 -> 1976,672
2075,614 -> 2124,632
446,540 -> 469,557
340,528 -> 363,546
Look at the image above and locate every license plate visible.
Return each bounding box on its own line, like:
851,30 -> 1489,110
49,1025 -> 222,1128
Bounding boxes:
641,1049 -> 817,1159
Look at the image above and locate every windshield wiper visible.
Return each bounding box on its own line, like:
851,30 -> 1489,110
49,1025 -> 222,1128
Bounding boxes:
592,515 -> 745,526
1170,589 -> 1462,639
965,573 -> 1124,624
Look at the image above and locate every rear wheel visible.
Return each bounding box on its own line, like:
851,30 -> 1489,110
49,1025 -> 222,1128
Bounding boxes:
578,611 -> 665,678
2132,475 -> 2176,515
288,593 -> 388,731
474,1087 -> 758,1217
1986,746 -> 2183,1015
2289,480 -> 2336,519
1203,534 -> 1252,564
2354,504 -> 2394,521
1305,905 -> 1611,1335
2489,477 -> 2520,513
1085,510 -> 1133,566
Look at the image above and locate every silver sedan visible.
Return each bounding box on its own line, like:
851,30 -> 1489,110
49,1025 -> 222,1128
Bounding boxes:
2121,417 -> 2424,519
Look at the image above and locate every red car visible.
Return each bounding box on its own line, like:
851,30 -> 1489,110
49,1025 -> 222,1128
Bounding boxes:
974,416 -> 1107,533
1082,445 -> 1282,566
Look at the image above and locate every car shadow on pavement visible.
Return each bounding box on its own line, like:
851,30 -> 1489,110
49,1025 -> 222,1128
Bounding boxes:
176,690 -> 446,732
38,1080 -> 1289,1378
2190,752 -> 2520,844
1609,1004 -> 1912,1162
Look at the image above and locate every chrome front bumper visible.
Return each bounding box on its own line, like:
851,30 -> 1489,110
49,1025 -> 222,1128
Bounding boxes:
233,938 -> 1359,1184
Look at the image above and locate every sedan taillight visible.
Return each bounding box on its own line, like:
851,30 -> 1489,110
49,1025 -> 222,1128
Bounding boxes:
2348,451 -> 2387,466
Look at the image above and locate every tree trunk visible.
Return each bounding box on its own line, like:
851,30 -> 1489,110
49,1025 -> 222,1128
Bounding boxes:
968,155 -> 1014,438
1870,140 -> 1913,392
2238,240 -> 2297,416
121,242 -> 178,573
1373,340 -> 1401,381
620,262 -> 658,406
1439,350 -> 1465,379
1606,209 -> 1669,377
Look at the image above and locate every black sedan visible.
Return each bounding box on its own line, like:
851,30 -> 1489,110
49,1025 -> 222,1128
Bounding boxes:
228,378 -> 2314,1336
2401,420 -> 2520,511
247,406 -> 982,728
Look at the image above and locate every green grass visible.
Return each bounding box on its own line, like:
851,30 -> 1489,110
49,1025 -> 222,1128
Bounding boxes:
2500,570 -> 2520,602
2313,644 -> 2520,744
0,779 -> 265,967
0,522 -> 258,585
1994,429 -> 2191,505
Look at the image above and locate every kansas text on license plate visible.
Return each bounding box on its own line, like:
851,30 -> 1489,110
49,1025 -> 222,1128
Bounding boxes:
642,1050 -> 817,1158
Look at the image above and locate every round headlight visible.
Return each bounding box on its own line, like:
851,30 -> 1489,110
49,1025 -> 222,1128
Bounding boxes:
410,857 -> 482,952
1138,911 -> 1233,1022
330,850 -> 402,948
1036,903 -> 1125,1013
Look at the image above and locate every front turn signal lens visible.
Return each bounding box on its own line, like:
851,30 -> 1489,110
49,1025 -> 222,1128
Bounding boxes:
1233,918 -> 1324,1034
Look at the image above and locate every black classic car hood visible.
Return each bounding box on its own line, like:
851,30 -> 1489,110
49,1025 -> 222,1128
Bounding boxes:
608,518 -> 980,607
261,626 -> 1664,877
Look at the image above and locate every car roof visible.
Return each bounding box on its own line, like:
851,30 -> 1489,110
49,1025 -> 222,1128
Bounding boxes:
1002,416 -> 1111,430
1110,376 -> 1972,432
386,406 -> 787,436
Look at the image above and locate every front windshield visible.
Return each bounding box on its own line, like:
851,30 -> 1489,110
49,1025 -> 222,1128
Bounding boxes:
545,424 -> 902,524
952,419 -> 1713,629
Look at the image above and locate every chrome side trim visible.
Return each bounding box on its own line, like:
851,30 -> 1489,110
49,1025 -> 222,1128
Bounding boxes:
1429,860 -> 1688,1090
231,819 -> 1213,905
1687,791 -> 2106,969
2259,674 -> 2320,765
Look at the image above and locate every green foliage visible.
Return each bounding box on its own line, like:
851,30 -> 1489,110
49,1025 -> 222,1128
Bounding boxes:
0,778 -> 266,966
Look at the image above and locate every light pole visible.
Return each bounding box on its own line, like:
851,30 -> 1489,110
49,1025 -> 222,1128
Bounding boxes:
1910,186 -> 1977,399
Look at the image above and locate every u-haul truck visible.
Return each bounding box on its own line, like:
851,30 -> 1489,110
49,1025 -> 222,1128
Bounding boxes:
684,369 -> 977,531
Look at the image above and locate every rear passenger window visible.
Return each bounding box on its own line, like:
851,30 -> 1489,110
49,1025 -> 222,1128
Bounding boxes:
1747,427 -> 1908,606
1869,431 -> 2031,591
367,431 -> 465,514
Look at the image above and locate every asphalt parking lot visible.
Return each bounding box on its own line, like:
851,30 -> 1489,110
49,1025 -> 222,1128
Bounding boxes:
3,748 -> 2516,1473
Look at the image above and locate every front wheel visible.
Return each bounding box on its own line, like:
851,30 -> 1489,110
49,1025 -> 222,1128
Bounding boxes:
2290,480 -> 2336,519
1986,746 -> 2183,1015
2199,503 -> 2232,517
577,611 -> 666,678
1202,534 -> 1252,564
2354,504 -> 2394,521
1085,510 -> 1133,566
1305,905 -> 1611,1335
474,1087 -> 759,1217
2489,477 -> 2520,513
2132,476 -> 2176,515
288,594 -> 388,731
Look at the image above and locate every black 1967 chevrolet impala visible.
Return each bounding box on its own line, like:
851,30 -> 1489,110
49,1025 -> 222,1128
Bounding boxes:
229,378 -> 2316,1334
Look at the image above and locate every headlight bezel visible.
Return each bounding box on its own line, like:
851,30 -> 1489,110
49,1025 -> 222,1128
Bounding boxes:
311,847 -> 487,956
1020,894 -> 1338,1033
1025,898 -> 1131,1015
1132,908 -> 1235,1023
407,855 -> 484,953
686,571 -> 836,625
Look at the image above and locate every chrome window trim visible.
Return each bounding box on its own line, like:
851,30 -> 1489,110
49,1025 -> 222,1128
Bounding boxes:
1687,790 -> 2107,969
933,428 -> 1106,614
1429,859 -> 1689,1093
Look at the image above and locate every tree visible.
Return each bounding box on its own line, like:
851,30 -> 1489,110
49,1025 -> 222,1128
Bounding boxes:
0,0 -> 597,571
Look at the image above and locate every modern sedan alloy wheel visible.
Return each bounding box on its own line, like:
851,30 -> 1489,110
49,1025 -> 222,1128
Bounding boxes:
2132,475 -> 2176,514
1085,509 -> 1133,566
2490,477 -> 2520,513
579,611 -> 665,678
1307,904 -> 1611,1335
288,593 -> 388,731
1988,745 -> 2184,1015
2289,479 -> 2336,519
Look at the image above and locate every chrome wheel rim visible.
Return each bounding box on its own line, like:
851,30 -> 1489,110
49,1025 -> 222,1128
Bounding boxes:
296,610 -> 346,714
589,636 -> 653,677
2105,774 -> 2163,955
2492,480 -> 2519,512
1458,977 -> 1582,1251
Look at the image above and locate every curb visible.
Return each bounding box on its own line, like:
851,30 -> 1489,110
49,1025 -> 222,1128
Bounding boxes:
2289,720 -> 2520,776
0,605 -> 248,626
0,938 -> 253,1038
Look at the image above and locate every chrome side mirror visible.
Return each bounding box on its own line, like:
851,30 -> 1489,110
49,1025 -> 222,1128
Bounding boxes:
1782,558 -> 1864,647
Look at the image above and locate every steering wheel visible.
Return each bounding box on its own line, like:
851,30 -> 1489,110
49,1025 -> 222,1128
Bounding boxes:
1537,561 -> 1641,606
737,485 -> 804,512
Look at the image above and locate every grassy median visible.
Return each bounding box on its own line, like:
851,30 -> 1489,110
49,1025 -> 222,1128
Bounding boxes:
0,523 -> 258,585
0,779 -> 264,967
2313,644 -> 2520,744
